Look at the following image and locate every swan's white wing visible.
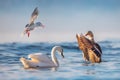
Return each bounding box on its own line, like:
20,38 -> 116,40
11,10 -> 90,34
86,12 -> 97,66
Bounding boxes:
28,53 -> 53,63
29,7 -> 39,24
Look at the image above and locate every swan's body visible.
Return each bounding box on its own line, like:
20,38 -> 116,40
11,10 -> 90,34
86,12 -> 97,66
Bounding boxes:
76,31 -> 102,63
20,46 -> 64,68
23,7 -> 44,37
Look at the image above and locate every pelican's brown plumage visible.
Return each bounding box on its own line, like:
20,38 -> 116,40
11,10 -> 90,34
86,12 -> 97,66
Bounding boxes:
76,31 -> 102,63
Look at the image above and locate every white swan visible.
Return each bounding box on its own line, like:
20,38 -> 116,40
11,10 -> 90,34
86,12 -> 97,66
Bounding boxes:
20,46 -> 64,68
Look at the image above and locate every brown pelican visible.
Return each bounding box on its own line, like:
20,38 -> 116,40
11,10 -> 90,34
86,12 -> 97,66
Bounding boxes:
76,31 -> 102,63
23,7 -> 45,37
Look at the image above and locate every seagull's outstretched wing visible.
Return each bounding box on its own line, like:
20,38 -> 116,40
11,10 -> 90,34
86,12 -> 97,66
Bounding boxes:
30,7 -> 39,24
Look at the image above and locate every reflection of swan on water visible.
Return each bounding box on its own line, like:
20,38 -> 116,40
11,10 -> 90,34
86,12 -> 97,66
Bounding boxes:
20,46 -> 64,68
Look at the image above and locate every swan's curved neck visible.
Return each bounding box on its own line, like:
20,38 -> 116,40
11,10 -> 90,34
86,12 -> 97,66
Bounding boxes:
51,48 -> 59,67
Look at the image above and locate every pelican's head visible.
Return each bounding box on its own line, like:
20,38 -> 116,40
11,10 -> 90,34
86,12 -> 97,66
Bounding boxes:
54,46 -> 64,58
85,31 -> 94,41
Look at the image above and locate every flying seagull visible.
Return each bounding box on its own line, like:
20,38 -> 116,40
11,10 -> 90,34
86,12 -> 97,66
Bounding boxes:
22,7 -> 45,37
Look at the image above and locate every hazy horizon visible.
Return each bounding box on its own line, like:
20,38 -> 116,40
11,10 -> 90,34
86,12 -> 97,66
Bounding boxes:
0,0 -> 120,43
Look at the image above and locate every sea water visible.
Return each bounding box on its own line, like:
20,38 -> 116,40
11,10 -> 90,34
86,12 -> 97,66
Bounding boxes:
0,41 -> 120,80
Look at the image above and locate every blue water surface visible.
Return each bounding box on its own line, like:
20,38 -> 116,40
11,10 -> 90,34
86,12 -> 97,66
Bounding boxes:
0,41 -> 120,80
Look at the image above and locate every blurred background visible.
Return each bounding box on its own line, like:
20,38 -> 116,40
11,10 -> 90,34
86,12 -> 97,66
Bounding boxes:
0,0 -> 120,43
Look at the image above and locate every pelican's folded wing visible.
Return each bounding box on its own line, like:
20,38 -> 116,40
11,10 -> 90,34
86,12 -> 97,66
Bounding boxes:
76,34 -> 90,61
81,35 -> 102,57
95,43 -> 102,54
76,34 -> 85,50
91,47 -> 101,57
80,34 -> 93,49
